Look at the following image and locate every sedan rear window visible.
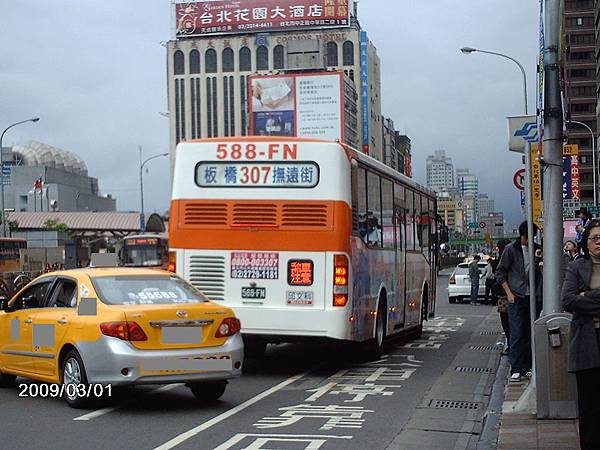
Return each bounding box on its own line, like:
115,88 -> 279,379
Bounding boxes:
455,263 -> 486,274
91,276 -> 208,305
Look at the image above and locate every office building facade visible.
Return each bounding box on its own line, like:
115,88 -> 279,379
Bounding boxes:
426,150 -> 454,192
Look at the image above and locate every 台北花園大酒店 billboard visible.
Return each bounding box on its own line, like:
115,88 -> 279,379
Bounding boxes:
249,72 -> 344,142
175,0 -> 351,37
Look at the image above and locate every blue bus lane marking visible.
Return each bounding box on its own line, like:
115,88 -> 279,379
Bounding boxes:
213,316 -> 465,449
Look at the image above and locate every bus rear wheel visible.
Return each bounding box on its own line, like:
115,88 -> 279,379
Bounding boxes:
363,300 -> 386,360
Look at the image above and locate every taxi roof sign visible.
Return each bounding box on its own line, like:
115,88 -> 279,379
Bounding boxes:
90,253 -> 118,268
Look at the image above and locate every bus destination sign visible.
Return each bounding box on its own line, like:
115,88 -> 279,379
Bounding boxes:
196,162 -> 319,188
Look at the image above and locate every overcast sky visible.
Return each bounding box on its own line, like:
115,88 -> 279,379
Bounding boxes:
1,1 -> 539,225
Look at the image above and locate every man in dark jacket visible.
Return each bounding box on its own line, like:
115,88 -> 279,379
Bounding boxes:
468,255 -> 481,305
495,221 -> 541,382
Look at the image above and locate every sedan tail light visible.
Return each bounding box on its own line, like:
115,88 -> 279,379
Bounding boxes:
100,321 -> 148,341
215,317 -> 241,338
449,274 -> 456,284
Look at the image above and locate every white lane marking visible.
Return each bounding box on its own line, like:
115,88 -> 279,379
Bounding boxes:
153,372 -> 309,450
73,384 -> 180,421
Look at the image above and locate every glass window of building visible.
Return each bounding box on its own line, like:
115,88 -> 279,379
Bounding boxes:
256,45 -> 269,70
174,50 -> 185,75
273,45 -> 285,70
222,48 -> 234,72
239,47 -> 252,71
326,41 -> 338,67
189,49 -> 200,74
342,41 -> 354,66
205,48 -> 217,73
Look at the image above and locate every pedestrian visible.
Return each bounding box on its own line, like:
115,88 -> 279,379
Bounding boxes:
468,254 -> 481,305
495,221 -> 541,382
564,240 -> 578,262
483,257 -> 496,305
561,219 -> 600,450
494,238 -> 512,355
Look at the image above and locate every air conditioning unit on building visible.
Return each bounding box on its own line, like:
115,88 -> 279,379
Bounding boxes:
286,39 -> 325,70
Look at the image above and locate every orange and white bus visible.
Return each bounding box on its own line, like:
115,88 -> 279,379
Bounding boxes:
170,137 -> 438,357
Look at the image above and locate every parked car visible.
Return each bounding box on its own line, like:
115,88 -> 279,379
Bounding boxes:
447,261 -> 487,304
0,267 -> 243,408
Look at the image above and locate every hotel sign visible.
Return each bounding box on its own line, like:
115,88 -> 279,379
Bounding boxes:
175,0 -> 351,37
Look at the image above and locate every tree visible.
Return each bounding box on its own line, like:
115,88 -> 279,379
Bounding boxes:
43,219 -> 70,234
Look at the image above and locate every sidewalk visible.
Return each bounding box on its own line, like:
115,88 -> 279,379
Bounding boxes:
496,362 -> 580,449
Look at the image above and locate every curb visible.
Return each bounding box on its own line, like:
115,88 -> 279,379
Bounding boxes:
476,353 -> 510,449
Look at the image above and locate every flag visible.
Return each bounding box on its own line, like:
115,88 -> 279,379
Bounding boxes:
33,176 -> 43,190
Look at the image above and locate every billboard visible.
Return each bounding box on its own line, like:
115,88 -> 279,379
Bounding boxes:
249,72 -> 344,141
175,0 -> 350,37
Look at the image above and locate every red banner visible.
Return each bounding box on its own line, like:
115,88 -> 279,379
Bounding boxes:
176,0 -> 350,37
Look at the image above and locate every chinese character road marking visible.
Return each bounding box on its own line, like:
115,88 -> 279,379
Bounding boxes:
214,434 -> 352,450
254,404 -> 373,430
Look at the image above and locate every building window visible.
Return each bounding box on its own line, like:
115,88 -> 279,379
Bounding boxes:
239,47 -> 252,71
222,48 -> 234,72
191,78 -> 201,138
273,45 -> 285,70
173,50 -> 185,75
189,49 -> 200,74
175,79 -> 185,143
240,75 -> 248,136
205,48 -> 217,73
343,41 -> 354,66
326,41 -> 338,66
256,45 -> 269,70
206,78 -> 218,138
222,76 -> 235,137
211,77 -> 218,137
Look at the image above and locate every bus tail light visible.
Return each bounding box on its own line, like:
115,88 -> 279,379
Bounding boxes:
168,251 -> 176,273
333,254 -> 349,307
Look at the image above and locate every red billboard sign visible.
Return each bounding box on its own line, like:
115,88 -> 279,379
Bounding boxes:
175,0 -> 351,37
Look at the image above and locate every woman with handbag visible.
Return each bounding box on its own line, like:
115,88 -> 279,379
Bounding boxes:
561,220 -> 600,449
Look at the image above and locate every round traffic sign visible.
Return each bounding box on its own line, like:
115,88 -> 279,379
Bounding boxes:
479,222 -> 487,229
513,169 -> 525,191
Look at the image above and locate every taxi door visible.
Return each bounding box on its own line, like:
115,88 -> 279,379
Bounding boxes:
0,278 -> 55,375
29,277 -> 78,377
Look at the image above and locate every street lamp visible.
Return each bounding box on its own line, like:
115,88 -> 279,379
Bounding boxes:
0,117 -> 40,237
139,151 -> 168,231
567,120 -> 596,206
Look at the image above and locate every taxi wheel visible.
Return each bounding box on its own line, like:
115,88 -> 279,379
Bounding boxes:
62,350 -> 90,409
189,380 -> 227,402
0,372 -> 16,387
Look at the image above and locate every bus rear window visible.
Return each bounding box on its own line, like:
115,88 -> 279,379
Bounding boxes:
195,162 -> 319,188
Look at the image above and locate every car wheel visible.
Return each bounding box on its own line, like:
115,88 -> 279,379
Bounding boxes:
62,350 -> 91,409
189,380 -> 227,402
449,297 -> 457,304
0,371 -> 16,388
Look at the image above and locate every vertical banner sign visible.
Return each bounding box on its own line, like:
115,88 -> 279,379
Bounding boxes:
562,144 -> 579,200
531,144 -> 543,225
538,0 -> 545,147
405,155 -> 412,178
562,157 -> 572,199
360,31 -> 369,154
570,155 -> 580,200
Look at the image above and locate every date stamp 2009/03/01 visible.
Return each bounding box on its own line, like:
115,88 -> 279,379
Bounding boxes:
18,383 -> 112,398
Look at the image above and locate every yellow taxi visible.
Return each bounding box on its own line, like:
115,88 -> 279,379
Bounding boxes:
0,266 -> 243,408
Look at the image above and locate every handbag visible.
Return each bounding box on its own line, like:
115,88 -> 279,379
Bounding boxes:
497,295 -> 508,313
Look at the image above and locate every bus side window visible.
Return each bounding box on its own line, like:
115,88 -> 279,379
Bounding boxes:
366,171 -> 382,247
405,190 -> 415,251
381,178 -> 394,248
394,184 -> 405,250
354,166 -> 368,241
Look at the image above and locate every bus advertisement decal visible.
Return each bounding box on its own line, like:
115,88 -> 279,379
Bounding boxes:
231,252 -> 279,279
286,291 -> 314,306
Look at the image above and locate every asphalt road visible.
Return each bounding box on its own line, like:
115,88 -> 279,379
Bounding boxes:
0,271 -> 501,450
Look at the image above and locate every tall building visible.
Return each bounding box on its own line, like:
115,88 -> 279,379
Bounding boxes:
396,134 -> 412,177
563,0 -> 597,202
456,168 -> 479,222
437,194 -> 465,234
166,1 -> 383,168
478,193 -> 495,218
426,150 -> 454,192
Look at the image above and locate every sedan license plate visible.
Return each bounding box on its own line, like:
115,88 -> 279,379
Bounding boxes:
241,287 -> 266,299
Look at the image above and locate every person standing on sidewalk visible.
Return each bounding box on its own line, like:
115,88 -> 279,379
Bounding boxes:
483,257 -> 496,305
561,220 -> 600,450
495,221 -> 541,382
468,255 -> 481,305
495,238 -> 512,355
